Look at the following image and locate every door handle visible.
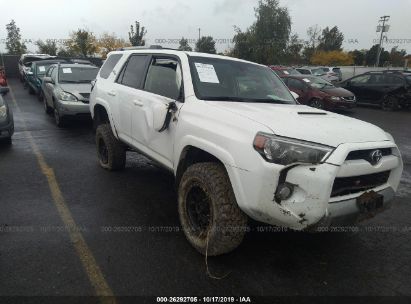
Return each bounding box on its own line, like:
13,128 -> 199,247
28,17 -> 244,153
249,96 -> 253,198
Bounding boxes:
133,100 -> 143,107
108,90 -> 116,96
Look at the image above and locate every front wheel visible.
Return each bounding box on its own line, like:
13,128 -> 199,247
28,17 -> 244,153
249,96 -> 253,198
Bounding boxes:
178,162 -> 248,256
54,107 -> 66,128
382,95 -> 399,111
95,124 -> 126,171
309,98 -> 324,109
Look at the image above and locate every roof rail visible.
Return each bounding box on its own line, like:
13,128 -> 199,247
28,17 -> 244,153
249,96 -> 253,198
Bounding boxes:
116,45 -> 180,51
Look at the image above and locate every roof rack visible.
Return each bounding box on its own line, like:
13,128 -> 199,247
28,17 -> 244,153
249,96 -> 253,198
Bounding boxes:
116,45 -> 178,51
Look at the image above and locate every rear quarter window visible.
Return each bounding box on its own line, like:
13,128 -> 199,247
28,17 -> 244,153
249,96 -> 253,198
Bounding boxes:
99,54 -> 123,79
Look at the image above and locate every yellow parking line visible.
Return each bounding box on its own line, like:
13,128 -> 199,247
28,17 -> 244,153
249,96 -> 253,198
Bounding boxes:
8,85 -> 116,304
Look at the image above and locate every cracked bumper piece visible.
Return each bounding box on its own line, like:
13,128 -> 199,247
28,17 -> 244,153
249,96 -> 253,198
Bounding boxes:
229,141 -> 402,231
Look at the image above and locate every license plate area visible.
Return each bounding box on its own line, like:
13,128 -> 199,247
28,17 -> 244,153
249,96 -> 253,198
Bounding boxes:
356,191 -> 384,220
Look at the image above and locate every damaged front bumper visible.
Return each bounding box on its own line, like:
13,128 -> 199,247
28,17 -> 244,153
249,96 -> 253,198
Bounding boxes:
231,141 -> 403,230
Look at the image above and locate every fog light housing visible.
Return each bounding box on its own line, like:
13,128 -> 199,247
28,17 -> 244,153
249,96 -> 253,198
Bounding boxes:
275,183 -> 294,201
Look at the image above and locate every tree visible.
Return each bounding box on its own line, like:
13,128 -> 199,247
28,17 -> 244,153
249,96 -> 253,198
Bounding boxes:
128,21 -> 147,46
311,51 -> 353,66
365,44 -> 389,66
98,33 -> 130,58
349,49 -> 366,65
231,0 -> 291,64
284,33 -> 303,64
5,20 -> 27,55
36,40 -> 57,56
65,29 -> 99,58
389,46 -> 407,67
302,25 -> 322,63
178,37 -> 192,51
318,26 -> 344,51
195,36 -> 216,54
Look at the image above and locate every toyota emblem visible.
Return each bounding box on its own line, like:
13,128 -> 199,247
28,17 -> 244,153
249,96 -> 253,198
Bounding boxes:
369,150 -> 383,165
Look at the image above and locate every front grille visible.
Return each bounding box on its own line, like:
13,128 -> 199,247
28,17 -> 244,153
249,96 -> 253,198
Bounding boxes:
346,148 -> 392,161
331,171 -> 390,197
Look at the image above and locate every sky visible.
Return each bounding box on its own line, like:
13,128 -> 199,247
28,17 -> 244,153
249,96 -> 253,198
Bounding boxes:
0,0 -> 410,54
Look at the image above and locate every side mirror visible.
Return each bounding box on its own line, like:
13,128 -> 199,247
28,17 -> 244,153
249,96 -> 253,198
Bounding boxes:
291,91 -> 299,99
43,77 -> 53,84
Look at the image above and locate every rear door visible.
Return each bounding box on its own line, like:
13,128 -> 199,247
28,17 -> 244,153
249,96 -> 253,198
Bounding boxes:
43,66 -> 55,103
112,55 -> 150,143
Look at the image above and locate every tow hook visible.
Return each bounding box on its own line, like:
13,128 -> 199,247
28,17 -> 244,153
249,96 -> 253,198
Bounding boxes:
158,102 -> 178,132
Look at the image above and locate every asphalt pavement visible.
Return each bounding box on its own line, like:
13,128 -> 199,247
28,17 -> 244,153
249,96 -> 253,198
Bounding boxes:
1,79 -> 410,300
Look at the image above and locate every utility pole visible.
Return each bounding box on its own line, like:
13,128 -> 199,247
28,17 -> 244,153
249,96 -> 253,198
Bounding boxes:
198,28 -> 201,41
375,15 -> 390,67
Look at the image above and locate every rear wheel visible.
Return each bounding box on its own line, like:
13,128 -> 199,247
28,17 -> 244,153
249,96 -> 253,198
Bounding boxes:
178,162 -> 248,256
382,95 -> 399,111
38,90 -> 44,102
28,86 -> 35,95
309,98 -> 324,109
95,124 -> 126,171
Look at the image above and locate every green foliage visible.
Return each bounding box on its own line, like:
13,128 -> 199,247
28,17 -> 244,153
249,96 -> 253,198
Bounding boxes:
318,26 -> 344,51
390,46 -> 407,66
36,40 -> 57,56
195,36 -> 216,54
365,44 -> 389,66
230,0 -> 291,64
178,37 -> 193,51
349,49 -> 366,65
5,20 -> 27,55
129,21 -> 147,46
283,33 -> 303,65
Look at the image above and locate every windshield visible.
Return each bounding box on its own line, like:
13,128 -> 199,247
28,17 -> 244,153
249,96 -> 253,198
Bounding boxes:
59,67 -> 99,83
311,68 -> 325,75
37,64 -> 53,76
302,77 -> 335,89
189,56 -> 296,104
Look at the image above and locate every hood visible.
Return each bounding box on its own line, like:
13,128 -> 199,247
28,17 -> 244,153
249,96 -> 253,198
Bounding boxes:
207,102 -> 389,147
60,83 -> 92,100
320,87 -> 354,97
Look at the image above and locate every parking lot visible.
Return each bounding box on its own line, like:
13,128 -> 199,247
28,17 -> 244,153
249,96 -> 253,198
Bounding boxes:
1,78 -> 411,300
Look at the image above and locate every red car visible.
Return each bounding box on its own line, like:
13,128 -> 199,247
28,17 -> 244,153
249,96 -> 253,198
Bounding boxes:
0,66 -> 9,95
281,75 -> 356,110
269,65 -> 301,76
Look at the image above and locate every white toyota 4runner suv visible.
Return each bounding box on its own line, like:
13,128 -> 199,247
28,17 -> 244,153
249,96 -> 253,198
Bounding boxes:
90,47 -> 403,256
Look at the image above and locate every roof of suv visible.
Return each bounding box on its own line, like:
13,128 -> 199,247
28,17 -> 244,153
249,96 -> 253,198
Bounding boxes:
57,63 -> 99,69
109,49 -> 267,67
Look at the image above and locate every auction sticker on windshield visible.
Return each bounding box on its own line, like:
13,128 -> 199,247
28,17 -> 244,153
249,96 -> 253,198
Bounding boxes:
302,78 -> 311,82
62,68 -> 72,74
39,66 -> 46,72
194,63 -> 219,83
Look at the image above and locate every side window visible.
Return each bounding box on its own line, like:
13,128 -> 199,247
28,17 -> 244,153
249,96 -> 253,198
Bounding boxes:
384,75 -> 405,86
117,55 -> 149,89
143,57 -> 183,101
288,78 -> 305,90
99,54 -> 123,79
350,75 -> 371,84
368,74 -> 384,84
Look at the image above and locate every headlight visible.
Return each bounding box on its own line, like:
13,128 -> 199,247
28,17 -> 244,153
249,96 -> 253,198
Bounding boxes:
0,105 -> 7,121
330,96 -> 340,101
253,133 -> 333,166
58,91 -> 78,101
